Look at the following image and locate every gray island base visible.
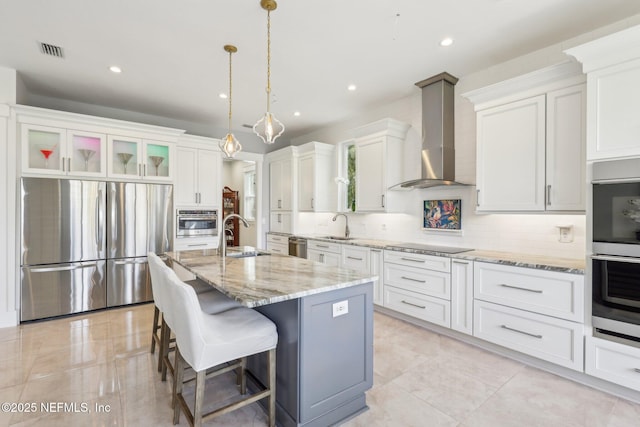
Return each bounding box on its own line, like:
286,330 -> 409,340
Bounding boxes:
166,249 -> 375,427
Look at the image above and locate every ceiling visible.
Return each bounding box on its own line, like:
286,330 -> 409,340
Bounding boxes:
1,0 -> 640,141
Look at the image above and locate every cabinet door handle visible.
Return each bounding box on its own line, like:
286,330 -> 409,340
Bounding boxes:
320,253 -> 324,262
61,157 -> 65,172
381,195 -> 385,208
67,157 -> 71,172
634,368 -> 640,374
143,164 -> 147,176
476,189 -> 480,207
401,300 -> 426,309
499,284 -> 543,294
500,324 -> 543,339
278,199 -> 282,209
400,257 -> 425,263
278,213 -> 282,223
401,276 -> 426,283
347,256 -> 363,261
546,185 -> 551,206
311,198 -> 314,209
138,164 -> 141,176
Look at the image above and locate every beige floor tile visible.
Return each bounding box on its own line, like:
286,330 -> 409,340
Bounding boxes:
29,339 -> 114,380
461,367 -> 618,427
111,330 -> 153,358
0,354 -> 36,389
607,398 -> 640,427
0,383 -> 26,426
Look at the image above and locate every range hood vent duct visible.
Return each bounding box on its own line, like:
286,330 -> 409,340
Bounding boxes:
393,72 -> 469,189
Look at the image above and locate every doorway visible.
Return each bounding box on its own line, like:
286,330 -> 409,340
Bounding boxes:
222,158 -> 259,247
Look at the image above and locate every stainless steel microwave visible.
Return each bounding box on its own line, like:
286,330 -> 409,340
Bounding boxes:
176,209 -> 218,238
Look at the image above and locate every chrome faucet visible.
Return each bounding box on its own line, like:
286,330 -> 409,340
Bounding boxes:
332,213 -> 350,238
220,213 -> 249,259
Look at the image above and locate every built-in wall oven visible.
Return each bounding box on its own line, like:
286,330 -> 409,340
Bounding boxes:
591,158 -> 640,344
176,209 -> 218,238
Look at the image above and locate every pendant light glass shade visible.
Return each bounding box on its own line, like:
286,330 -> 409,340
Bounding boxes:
220,44 -> 242,158
253,0 -> 284,145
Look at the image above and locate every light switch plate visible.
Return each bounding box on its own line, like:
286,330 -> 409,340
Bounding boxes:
333,300 -> 349,317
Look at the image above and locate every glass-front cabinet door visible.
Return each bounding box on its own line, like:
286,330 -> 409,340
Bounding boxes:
22,124 -> 107,177
108,135 -> 172,181
22,124 -> 67,176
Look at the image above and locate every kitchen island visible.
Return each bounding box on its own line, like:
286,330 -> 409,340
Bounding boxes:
166,248 -> 375,427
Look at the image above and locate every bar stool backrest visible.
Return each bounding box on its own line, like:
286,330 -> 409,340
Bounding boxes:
147,252 -> 167,313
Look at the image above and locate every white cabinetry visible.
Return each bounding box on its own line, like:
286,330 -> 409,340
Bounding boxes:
266,233 -> 288,255
585,335 -> 640,392
340,245 -> 384,306
383,250 -> 451,327
15,106 -> 181,181
466,63 -> 586,212
473,262 -> 584,371
175,135 -> 222,208
451,259 -> 473,335
353,119 -> 410,212
307,240 -> 341,267
267,146 -> 296,233
297,142 -> 335,212
566,25 -> 640,160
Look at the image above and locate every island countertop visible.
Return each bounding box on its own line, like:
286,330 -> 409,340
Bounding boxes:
166,248 -> 378,308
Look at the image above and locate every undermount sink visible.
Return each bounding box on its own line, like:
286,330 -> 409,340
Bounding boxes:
323,236 -> 354,241
226,251 -> 270,258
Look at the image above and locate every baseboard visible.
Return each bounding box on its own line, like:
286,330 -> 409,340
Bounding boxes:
0,309 -> 19,328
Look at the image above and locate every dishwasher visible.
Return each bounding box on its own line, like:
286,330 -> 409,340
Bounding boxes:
288,236 -> 307,258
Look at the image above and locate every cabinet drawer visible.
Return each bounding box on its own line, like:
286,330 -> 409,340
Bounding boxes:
585,336 -> 640,391
384,286 -> 450,327
474,300 -> 584,371
266,233 -> 288,245
384,263 -> 450,300
342,246 -> 370,273
174,237 -> 217,251
308,239 -> 341,253
267,242 -> 288,255
474,262 -> 584,322
384,250 -> 450,272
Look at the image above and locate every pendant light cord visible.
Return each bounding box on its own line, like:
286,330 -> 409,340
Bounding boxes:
228,48 -> 233,132
266,9 -> 271,112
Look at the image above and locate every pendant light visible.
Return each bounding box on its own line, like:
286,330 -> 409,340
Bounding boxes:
220,45 -> 242,158
253,0 -> 284,145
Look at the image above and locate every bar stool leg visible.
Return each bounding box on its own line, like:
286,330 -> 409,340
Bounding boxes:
161,318 -> 171,381
173,348 -> 185,425
193,370 -> 206,427
151,306 -> 160,354
268,348 -> 276,427
239,357 -> 247,395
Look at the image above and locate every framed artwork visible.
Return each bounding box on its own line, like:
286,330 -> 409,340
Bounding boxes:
423,199 -> 461,230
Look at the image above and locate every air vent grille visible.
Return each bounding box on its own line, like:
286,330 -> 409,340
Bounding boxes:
39,42 -> 64,58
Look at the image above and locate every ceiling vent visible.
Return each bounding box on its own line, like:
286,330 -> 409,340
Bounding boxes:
39,42 -> 64,58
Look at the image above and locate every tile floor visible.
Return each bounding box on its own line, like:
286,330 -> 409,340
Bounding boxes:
1,303 -> 639,426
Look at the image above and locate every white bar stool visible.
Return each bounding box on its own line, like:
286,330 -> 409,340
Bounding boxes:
164,272 -> 278,427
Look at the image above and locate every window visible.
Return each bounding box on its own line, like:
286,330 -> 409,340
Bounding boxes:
347,144 -> 356,211
243,169 -> 256,221
338,140 -> 357,212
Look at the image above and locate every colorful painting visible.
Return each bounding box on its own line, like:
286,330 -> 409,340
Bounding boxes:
423,199 -> 461,230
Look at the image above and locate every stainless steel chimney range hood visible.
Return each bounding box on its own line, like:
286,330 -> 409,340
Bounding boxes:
392,72 -> 470,189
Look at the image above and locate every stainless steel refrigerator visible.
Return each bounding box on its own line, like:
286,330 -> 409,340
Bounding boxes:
20,178 -> 173,321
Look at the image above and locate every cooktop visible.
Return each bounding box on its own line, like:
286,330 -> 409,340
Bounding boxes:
387,243 -> 474,254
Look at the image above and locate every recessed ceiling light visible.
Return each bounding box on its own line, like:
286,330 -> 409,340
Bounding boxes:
109,66 -> 122,73
219,93 -> 228,99
347,84 -> 357,91
293,111 -> 301,117
440,37 -> 454,47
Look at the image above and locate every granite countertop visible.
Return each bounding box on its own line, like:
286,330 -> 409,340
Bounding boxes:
166,248 -> 377,308
283,234 -> 586,274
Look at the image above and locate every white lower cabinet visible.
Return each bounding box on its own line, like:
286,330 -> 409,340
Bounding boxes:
585,336 -> 640,392
174,237 -> 218,251
340,245 -> 384,306
307,240 -> 341,266
474,300 -> 584,371
369,249 -> 384,306
383,250 -> 451,328
451,259 -> 474,335
266,233 -> 288,255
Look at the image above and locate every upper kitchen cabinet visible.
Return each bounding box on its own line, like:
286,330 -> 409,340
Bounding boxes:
566,25 -> 640,161
15,105 -> 183,181
353,118 -> 410,212
268,146 -> 296,212
464,62 -> 586,212
21,124 -> 107,178
175,135 -> 222,208
108,136 -> 174,182
297,141 -> 335,212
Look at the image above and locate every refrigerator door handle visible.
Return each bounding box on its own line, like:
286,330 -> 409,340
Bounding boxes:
96,189 -> 104,251
113,258 -> 148,265
109,187 -> 117,255
29,262 -> 98,273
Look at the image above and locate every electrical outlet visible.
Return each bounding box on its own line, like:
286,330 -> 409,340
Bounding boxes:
381,223 -> 387,231
332,300 -> 349,317
557,225 -> 573,243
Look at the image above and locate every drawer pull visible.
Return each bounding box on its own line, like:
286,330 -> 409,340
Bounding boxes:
400,257 -> 425,263
316,244 -> 330,248
347,256 -> 363,261
634,368 -> 640,374
401,300 -> 426,309
499,284 -> 542,294
401,276 -> 426,284
187,243 -> 208,247
500,324 -> 543,339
